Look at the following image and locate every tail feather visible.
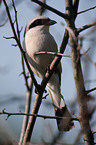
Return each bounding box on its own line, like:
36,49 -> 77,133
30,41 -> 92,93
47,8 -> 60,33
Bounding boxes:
55,106 -> 74,131
46,74 -> 74,131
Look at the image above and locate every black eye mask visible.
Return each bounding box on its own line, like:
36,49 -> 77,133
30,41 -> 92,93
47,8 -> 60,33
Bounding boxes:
28,18 -> 50,30
29,19 -> 43,29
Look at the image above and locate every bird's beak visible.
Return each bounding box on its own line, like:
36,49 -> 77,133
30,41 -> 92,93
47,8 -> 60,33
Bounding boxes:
46,19 -> 57,26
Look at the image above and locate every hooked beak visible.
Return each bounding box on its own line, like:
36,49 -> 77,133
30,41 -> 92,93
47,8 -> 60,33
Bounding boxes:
45,19 -> 57,26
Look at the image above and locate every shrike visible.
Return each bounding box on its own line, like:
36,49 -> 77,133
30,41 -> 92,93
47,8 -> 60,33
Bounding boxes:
25,16 -> 74,131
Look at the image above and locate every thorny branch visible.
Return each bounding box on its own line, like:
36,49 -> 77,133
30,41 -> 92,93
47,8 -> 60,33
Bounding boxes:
12,0 -> 20,40
2,0 -> 39,91
7,1 -> 34,144
2,1 -> 35,144
21,57 -> 30,91
0,109 -> 79,121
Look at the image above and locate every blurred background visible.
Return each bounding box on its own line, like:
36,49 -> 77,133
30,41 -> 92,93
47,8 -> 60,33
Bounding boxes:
0,0 -> 96,144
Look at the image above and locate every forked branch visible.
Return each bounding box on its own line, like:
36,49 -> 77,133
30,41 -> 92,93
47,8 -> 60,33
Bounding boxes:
65,0 -> 94,144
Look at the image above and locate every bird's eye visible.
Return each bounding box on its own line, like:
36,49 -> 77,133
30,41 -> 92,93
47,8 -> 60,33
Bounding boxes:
35,19 -> 42,25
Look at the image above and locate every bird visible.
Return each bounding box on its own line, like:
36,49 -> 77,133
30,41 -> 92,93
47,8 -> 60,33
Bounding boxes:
24,16 -> 74,131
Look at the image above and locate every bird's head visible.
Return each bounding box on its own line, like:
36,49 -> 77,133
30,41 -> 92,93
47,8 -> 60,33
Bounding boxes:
26,16 -> 57,33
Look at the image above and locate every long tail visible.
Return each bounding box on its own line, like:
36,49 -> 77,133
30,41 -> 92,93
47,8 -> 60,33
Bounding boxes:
46,73 -> 74,131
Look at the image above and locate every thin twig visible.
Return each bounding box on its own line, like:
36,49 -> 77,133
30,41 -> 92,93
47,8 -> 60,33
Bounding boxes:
19,78 -> 33,145
80,47 -> 91,56
21,57 -> 30,91
31,0 -> 69,19
2,2 -> 37,144
0,109 -> 79,121
38,0 -> 46,16
12,0 -> 21,40
6,1 -> 34,144
77,21 -> 96,33
92,131 -> 96,134
86,87 -> 96,94
35,51 -> 71,57
2,0 -> 39,91
77,6 -> 96,15
3,36 -> 15,39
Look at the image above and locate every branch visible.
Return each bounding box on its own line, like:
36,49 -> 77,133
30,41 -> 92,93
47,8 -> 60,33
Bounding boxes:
73,0 -> 79,19
80,47 -> 91,56
2,0 -> 39,91
65,0 -> 94,144
31,0 -> 69,19
19,77 -> 33,145
5,1 -> 34,144
77,6 -> 96,15
92,131 -> 96,134
3,36 -> 15,39
21,57 -> 30,91
77,21 -> 96,33
86,87 -> 96,94
0,109 -> 79,121
38,0 -> 46,16
12,0 -> 20,40
35,51 -> 71,57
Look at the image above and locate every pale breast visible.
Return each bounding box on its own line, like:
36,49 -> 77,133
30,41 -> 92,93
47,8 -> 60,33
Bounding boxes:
25,29 -> 58,71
